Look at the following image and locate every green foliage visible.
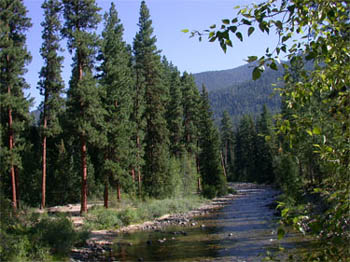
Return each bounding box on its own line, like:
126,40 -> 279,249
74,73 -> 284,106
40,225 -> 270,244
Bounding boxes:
197,1 -> 349,259
198,86 -> 227,197
0,0 -> 33,209
98,2 -> 135,197
0,198 -> 88,261
220,111 -> 235,181
168,153 -> 199,198
83,196 -> 206,230
37,0 -> 64,138
164,59 -> 185,157
133,1 -> 171,198
181,72 -> 201,154
83,206 -> 123,230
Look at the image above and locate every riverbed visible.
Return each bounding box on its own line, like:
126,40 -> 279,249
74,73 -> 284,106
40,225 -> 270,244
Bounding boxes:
109,184 -> 311,261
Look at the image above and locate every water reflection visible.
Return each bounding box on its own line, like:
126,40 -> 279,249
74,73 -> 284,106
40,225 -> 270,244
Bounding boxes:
111,186 -> 310,261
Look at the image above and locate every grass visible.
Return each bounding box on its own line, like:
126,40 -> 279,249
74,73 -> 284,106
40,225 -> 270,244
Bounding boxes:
82,196 -> 208,231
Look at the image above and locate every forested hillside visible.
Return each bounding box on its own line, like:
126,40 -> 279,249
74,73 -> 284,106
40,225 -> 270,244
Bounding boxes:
194,64 -> 283,122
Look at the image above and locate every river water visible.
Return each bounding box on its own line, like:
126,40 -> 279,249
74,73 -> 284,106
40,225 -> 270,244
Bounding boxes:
110,184 -> 311,261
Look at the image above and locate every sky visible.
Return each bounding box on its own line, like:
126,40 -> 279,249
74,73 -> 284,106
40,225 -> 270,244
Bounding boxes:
24,0 -> 278,109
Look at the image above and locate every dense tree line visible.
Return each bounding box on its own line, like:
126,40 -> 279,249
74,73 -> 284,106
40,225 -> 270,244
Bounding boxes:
218,105 -> 275,184
0,0 -> 227,213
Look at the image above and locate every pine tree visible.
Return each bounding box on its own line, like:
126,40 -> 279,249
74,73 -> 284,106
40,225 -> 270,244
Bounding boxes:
98,3 -> 134,206
164,60 -> 184,157
0,0 -> 32,211
234,114 -> 257,182
133,1 -> 170,198
198,85 -> 227,197
61,0 -> 104,213
181,72 -> 201,155
220,111 -> 235,181
255,105 -> 275,183
37,0 -> 64,209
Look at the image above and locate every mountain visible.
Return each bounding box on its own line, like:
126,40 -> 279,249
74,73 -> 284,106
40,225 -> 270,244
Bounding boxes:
193,63 -> 284,124
194,63 -> 256,92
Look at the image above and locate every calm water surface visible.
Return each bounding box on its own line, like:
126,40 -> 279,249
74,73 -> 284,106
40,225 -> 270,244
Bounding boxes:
111,185 -> 311,261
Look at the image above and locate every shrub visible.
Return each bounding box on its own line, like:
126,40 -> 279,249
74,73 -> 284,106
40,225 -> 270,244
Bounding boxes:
202,185 -> 217,199
83,207 -> 123,230
119,209 -> 138,225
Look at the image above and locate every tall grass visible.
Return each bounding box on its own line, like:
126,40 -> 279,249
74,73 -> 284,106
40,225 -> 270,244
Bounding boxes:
83,196 -> 207,230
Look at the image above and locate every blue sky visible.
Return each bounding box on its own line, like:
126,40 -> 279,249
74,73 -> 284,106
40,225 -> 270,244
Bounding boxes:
24,0 -> 277,109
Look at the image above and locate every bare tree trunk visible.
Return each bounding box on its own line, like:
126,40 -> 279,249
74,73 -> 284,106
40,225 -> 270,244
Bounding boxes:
41,107 -> 47,209
131,168 -> 135,181
104,181 -> 108,208
221,152 -> 227,178
15,166 -> 20,208
117,183 -> 121,201
8,85 -> 17,211
196,154 -> 201,192
137,136 -> 142,196
80,136 -> 88,213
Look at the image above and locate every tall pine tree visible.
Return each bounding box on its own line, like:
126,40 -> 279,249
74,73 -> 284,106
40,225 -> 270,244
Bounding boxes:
37,0 -> 64,209
0,0 -> 32,211
220,111 -> 235,181
164,60 -> 184,157
133,1 -> 170,198
98,3 -> 134,206
62,0 -> 104,213
198,85 -> 227,197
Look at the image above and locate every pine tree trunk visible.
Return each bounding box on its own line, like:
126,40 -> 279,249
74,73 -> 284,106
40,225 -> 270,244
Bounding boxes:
80,136 -> 88,213
196,155 -> 201,192
117,183 -> 121,201
137,135 -> 142,196
221,152 -> 227,178
131,168 -> 135,181
15,166 -> 20,208
104,181 -> 108,208
41,110 -> 47,209
8,87 -> 17,211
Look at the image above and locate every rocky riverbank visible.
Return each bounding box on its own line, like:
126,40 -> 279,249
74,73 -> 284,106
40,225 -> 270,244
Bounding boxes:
70,193 -> 238,262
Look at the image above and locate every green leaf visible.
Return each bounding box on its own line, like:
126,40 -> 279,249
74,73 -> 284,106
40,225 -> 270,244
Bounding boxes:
277,228 -> 285,240
270,61 -> 278,70
220,40 -> 227,53
281,208 -> 289,217
210,24 -> 216,29
235,32 -> 243,41
229,26 -> 237,33
275,20 -> 283,30
247,56 -> 258,62
248,26 -> 255,36
225,39 -> 233,47
209,36 -> 217,42
181,29 -> 189,33
306,129 -> 313,136
312,127 -> 321,135
222,19 -> 230,25
252,67 -> 261,80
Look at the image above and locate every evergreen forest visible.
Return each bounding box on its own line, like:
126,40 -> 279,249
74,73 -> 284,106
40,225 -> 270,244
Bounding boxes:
1,0 -> 349,261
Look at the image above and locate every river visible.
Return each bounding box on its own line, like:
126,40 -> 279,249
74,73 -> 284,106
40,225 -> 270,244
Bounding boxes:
110,184 -> 311,261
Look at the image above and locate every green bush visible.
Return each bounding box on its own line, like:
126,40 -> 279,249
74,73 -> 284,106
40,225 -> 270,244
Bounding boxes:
31,215 -> 77,255
83,207 -> 123,230
202,185 -> 217,199
0,197 -> 88,261
227,187 -> 237,194
119,208 -> 138,225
